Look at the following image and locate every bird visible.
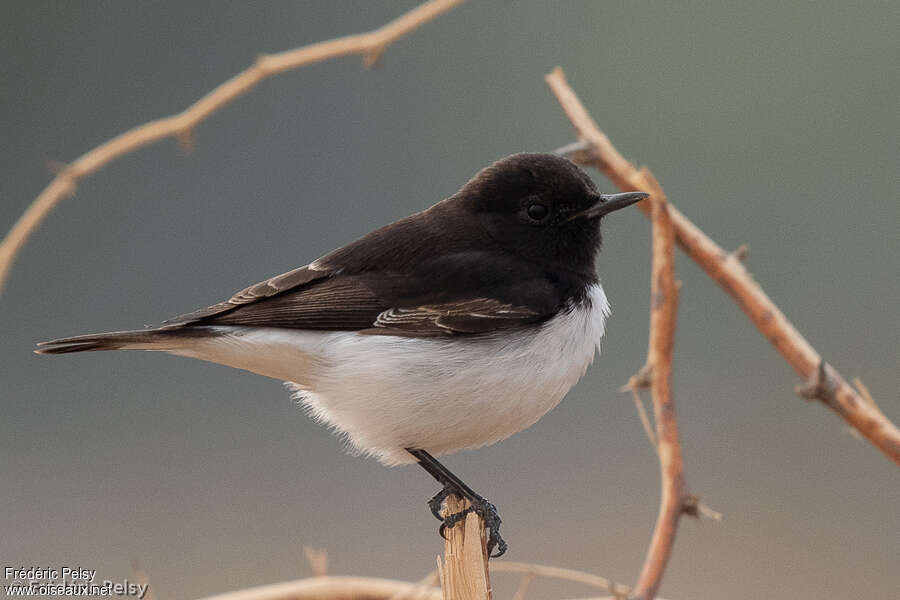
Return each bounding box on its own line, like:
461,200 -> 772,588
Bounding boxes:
36,152 -> 646,557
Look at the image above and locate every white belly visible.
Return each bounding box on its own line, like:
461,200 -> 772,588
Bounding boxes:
176,284 -> 610,466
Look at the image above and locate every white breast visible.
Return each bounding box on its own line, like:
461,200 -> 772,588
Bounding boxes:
287,283 -> 610,465
173,284 -> 610,466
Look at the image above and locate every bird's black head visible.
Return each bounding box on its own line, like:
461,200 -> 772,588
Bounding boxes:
454,153 -> 646,274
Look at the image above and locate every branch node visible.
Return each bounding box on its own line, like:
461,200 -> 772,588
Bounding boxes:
44,161 -> 79,197
254,53 -> 270,71
681,494 -> 700,518
176,127 -> 196,154
620,364 -> 653,393
622,375 -> 658,449
363,46 -> 386,68
795,359 -> 836,404
45,159 -> 72,177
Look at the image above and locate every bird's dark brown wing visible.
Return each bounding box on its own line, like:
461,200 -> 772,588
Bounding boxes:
161,227 -> 564,336
194,273 -> 545,336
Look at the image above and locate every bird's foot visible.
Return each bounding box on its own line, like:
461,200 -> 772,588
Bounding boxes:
429,486 -> 507,558
427,486 -> 452,521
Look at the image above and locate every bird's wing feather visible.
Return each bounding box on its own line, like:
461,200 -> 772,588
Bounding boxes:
162,264 -> 330,327
365,298 -> 542,335
198,275 -> 385,330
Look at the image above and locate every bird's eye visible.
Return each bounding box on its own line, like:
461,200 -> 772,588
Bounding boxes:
526,202 -> 549,222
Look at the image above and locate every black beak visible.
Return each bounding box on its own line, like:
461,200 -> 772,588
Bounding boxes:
567,191 -> 648,221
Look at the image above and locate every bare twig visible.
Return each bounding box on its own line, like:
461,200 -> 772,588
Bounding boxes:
190,562 -> 650,600
491,562 -> 631,597
544,66 -> 900,468
632,157 -> 685,600
440,495 -> 492,600
0,0 -> 464,295
624,381 -> 658,449
193,576 -> 441,600
695,500 -> 723,522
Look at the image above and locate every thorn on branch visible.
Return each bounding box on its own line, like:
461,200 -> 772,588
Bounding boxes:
795,359 -> 836,404
698,501 -> 723,522
730,244 -> 750,262
45,159 -> 71,176
363,46 -> 387,68
303,545 -> 328,577
852,377 -> 876,409
254,53 -> 273,71
44,161 -> 79,197
620,364 -> 653,393
176,127 -> 196,154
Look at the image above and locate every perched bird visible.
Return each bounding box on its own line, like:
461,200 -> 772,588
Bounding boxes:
37,153 -> 646,557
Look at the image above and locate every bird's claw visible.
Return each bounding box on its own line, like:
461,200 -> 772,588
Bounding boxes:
430,490 -> 507,558
428,487 -> 451,521
438,505 -> 474,538
474,498 -> 507,558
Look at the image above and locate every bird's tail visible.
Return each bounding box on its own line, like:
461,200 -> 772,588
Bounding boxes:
35,328 -> 212,355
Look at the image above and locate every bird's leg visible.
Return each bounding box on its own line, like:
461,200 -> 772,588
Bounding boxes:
406,447 -> 508,558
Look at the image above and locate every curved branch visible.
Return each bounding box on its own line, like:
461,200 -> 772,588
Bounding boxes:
545,67 -> 900,468
0,0 -> 464,295
630,170 -> 685,600
193,576 -> 441,600
491,561 -> 631,597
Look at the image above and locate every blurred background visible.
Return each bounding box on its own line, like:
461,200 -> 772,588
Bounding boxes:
2,1 -> 898,599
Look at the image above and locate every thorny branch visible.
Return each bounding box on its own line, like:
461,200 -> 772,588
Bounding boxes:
544,67 -> 900,468
0,0 -> 465,295
545,65 -> 900,599
599,141 -> 690,600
